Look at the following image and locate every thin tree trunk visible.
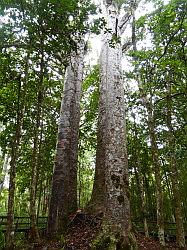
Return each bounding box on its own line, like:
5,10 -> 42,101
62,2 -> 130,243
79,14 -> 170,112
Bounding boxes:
144,173 -> 155,220
29,90 -> 42,242
42,182 -> 47,216
47,42 -> 84,237
146,101 -> 165,246
166,83 -> 185,248
29,51 -> 44,242
37,181 -> 42,218
132,114 -> 149,237
6,146 -> 17,250
36,121 -> 44,218
131,11 -> 165,246
6,52 -> 30,250
161,158 -> 175,220
78,159 -> 82,208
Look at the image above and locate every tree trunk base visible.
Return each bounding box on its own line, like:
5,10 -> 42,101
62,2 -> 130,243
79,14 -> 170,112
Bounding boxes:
29,226 -> 40,243
91,220 -> 137,250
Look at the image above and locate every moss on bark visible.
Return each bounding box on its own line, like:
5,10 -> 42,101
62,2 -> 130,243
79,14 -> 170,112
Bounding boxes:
91,220 -> 137,250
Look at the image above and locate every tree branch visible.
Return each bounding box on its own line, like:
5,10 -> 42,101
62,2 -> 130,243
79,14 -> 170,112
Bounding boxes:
122,41 -> 132,52
119,13 -> 132,33
157,13 -> 185,61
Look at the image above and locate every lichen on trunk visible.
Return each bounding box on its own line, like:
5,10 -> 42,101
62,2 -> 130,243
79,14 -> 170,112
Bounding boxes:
91,219 -> 137,250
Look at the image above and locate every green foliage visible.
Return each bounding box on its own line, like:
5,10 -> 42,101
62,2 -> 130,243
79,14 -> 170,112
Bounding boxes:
126,0 -> 187,223
78,65 -> 99,207
80,65 -> 99,151
0,0 -> 104,217
0,11 -> 100,229
91,236 -> 111,249
0,230 -> 5,249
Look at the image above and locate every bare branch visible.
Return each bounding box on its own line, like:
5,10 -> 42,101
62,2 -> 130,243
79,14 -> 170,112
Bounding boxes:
122,41 -> 132,52
0,44 -> 28,49
119,12 -> 132,33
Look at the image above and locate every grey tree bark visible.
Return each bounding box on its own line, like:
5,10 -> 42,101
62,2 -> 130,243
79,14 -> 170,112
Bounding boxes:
47,43 -> 84,237
29,90 -> 43,242
132,114 -> 149,237
131,11 -> 165,246
29,43 -> 45,242
6,52 -> 30,250
89,1 -> 137,249
145,96 -> 165,246
166,83 -> 185,248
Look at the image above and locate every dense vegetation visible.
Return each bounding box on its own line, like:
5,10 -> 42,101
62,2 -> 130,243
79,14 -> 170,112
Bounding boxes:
0,0 -> 186,249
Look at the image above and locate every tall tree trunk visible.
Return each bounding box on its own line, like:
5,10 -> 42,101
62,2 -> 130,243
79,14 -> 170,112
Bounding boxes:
145,99 -> 165,246
37,122 -> 45,218
47,43 -> 84,237
89,2 -> 137,249
161,158 -> 175,221
131,11 -> 165,246
37,181 -> 42,218
144,173 -> 155,220
29,50 -> 45,242
36,127 -> 44,219
166,83 -> 185,248
29,90 -> 42,242
42,181 -> 48,216
6,53 -> 30,250
132,114 -> 149,237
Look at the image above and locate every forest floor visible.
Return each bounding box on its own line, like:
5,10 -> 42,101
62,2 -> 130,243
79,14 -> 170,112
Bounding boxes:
24,211 -> 186,250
